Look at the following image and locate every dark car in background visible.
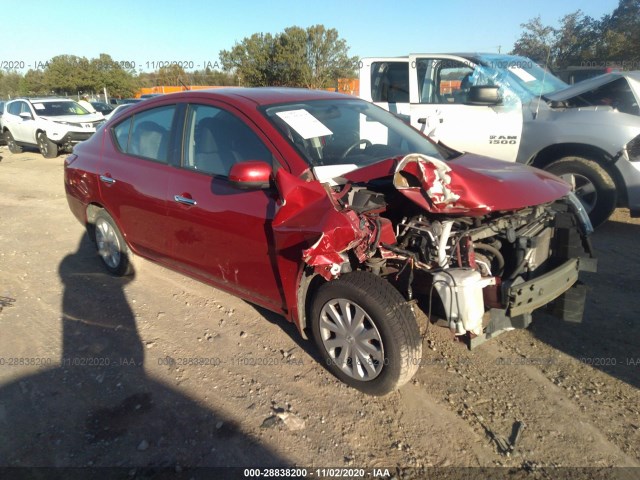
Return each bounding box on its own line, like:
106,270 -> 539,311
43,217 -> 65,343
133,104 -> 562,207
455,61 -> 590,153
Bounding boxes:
64,88 -> 595,395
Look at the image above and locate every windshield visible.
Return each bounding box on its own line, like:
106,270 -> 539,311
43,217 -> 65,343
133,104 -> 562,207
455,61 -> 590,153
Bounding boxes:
32,101 -> 90,116
474,54 -> 568,99
264,99 -> 444,175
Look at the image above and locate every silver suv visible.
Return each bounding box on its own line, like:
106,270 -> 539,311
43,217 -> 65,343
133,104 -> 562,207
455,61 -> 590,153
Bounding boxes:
2,98 -> 104,158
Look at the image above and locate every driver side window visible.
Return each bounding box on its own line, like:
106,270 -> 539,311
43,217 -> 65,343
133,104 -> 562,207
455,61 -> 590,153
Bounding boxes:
417,59 -> 475,104
182,104 -> 273,176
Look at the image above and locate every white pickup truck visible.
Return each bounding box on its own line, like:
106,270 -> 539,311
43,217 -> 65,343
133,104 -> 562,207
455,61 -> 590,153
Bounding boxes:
360,53 -> 640,226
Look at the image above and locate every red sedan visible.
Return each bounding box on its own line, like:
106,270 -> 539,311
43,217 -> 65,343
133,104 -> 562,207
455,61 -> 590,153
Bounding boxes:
65,88 -> 595,395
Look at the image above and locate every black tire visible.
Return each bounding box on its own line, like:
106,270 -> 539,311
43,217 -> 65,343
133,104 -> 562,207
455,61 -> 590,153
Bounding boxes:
310,271 -> 422,396
93,210 -> 133,276
545,156 -> 616,228
5,130 -> 23,154
36,131 -> 59,158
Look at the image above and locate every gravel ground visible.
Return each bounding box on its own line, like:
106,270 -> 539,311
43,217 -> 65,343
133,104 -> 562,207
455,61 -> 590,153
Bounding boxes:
0,148 -> 638,479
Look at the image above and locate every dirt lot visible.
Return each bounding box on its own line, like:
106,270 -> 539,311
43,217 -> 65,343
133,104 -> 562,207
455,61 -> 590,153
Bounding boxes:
0,148 -> 639,478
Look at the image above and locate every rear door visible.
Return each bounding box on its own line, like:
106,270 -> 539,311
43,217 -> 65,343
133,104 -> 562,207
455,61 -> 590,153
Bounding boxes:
408,54 -> 523,161
6,100 -> 33,143
97,103 -> 179,260
360,58 -> 412,144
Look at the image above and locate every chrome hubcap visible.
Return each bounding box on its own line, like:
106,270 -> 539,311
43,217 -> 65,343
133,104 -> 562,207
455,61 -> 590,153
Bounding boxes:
319,299 -> 384,381
95,219 -> 121,269
560,173 -> 597,213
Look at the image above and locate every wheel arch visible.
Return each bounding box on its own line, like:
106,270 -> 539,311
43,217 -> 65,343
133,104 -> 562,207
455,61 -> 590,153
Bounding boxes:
295,268 -> 327,340
85,203 -> 105,242
529,143 -> 627,204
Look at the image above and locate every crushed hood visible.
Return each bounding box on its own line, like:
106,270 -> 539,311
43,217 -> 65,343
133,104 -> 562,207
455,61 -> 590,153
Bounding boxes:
347,153 -> 571,215
546,71 -> 640,104
272,153 -> 571,280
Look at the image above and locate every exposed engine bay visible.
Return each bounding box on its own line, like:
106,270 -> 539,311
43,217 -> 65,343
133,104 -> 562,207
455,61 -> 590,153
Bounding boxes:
358,191 -> 593,346
277,153 -> 596,348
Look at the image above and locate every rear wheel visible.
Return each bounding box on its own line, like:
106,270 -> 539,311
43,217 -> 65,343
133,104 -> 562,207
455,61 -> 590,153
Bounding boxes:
310,271 -> 422,395
36,131 -> 59,158
94,211 -> 133,276
545,156 -> 616,228
5,131 -> 23,154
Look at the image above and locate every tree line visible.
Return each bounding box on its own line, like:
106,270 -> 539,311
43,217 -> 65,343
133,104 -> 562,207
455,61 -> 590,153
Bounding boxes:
0,54 -> 239,99
0,24 -> 356,99
511,0 -> 640,69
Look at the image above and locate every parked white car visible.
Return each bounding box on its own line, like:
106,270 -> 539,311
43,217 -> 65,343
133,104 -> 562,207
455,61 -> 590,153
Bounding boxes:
2,98 -> 104,158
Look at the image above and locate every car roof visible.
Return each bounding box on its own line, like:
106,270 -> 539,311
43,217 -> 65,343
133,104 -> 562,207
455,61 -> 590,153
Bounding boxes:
148,87 -> 354,107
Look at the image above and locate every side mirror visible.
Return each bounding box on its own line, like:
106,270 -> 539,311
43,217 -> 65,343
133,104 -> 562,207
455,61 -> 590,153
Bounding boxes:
466,86 -> 501,106
229,161 -> 272,189
19,112 -> 33,120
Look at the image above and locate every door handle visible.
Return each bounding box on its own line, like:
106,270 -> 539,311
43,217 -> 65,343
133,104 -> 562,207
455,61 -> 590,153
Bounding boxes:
174,195 -> 197,206
99,175 -> 116,184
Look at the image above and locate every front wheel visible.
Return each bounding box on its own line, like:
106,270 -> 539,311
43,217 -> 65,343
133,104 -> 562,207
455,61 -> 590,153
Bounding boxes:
545,156 -> 617,228
310,271 -> 422,396
36,131 -> 59,158
94,211 -> 133,276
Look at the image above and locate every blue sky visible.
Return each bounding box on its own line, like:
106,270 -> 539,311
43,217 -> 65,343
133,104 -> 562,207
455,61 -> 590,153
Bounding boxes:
4,0 -> 620,72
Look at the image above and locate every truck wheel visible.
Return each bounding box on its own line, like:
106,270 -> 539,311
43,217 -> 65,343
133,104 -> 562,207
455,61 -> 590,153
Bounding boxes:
5,131 -> 23,154
545,156 -> 616,228
310,271 -> 422,396
94,210 -> 133,276
36,132 -> 59,158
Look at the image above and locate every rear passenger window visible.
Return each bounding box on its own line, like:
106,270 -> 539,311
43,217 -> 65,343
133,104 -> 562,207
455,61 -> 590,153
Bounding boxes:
112,105 -> 176,163
371,62 -> 409,103
182,104 -> 272,176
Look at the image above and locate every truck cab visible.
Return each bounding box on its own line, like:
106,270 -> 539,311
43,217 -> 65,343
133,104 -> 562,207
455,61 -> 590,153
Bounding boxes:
360,54 -> 640,227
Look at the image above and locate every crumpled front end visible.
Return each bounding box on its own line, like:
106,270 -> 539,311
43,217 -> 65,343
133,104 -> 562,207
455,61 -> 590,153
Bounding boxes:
276,154 -> 596,347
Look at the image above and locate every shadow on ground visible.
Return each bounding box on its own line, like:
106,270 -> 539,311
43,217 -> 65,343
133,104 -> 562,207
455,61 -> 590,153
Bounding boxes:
530,218 -> 640,389
0,234 -> 289,475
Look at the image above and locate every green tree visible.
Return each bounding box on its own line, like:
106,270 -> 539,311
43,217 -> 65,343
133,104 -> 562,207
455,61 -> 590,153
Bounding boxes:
156,64 -> 188,86
21,69 -> 48,96
0,70 -> 23,98
512,0 -> 640,69
220,32 -> 277,86
511,16 -> 556,65
220,25 -> 357,88
598,0 -> 640,63
89,54 -> 138,97
42,55 -> 92,95
553,11 -> 600,67
303,25 -> 356,89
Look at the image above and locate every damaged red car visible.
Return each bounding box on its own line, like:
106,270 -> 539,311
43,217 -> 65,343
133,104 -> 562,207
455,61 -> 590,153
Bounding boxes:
64,88 -> 596,395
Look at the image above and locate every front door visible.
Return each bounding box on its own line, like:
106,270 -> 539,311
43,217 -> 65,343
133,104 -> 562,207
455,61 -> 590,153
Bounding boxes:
165,102 -> 284,310
408,55 -> 523,162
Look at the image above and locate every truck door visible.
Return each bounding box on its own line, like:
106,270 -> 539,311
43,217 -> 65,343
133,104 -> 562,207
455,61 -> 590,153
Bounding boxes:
408,55 -> 523,162
360,58 -> 412,146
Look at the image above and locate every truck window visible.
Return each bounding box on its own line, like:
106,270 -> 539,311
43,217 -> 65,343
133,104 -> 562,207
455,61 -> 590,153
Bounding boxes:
371,62 -> 409,103
417,59 -> 474,104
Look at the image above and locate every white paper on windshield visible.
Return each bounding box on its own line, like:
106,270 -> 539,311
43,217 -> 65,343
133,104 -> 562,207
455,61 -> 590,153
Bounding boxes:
276,109 -> 333,139
33,103 -> 45,110
508,66 -> 537,83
